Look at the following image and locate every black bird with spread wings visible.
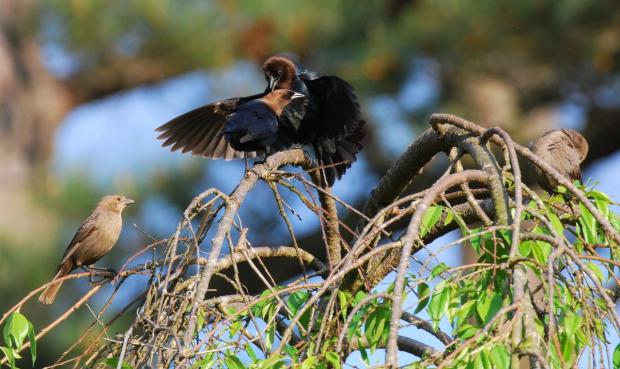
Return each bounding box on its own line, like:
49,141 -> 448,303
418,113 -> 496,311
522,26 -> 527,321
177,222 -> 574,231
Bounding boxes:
157,89 -> 306,160
156,55 -> 365,186
262,55 -> 365,186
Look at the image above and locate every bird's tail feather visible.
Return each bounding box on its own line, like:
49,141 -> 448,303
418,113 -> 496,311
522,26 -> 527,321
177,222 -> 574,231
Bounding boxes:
314,120 -> 365,187
39,263 -> 71,305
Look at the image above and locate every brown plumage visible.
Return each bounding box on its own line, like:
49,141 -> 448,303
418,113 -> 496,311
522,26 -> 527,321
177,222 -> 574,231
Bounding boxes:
530,129 -> 589,193
39,195 -> 134,304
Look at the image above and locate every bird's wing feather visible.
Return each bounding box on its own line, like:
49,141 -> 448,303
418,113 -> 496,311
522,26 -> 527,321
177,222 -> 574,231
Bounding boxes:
59,213 -> 98,266
304,76 -> 362,138
156,93 -> 265,160
304,76 -> 365,186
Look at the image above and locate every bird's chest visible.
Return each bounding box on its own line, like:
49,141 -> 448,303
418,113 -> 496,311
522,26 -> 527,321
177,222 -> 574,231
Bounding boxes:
93,214 -> 122,252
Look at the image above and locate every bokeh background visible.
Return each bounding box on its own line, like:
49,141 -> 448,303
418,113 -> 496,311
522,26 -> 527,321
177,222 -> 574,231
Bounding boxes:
1,0 -> 620,366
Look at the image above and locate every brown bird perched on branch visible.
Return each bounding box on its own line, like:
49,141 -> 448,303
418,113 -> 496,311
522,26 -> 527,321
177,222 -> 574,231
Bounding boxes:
156,55 -> 365,187
157,90 -> 307,159
530,129 -> 589,193
39,195 -> 134,304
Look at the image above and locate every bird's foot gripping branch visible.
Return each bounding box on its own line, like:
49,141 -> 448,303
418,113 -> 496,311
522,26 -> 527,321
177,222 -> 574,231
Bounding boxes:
4,114 -> 620,369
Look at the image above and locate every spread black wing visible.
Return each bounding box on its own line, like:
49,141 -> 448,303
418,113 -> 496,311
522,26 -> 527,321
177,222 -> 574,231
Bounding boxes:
156,93 -> 266,160
304,76 -> 365,186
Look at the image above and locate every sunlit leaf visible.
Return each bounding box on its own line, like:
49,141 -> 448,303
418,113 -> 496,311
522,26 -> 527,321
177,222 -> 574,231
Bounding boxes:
4,312 -> 29,350
563,311 -> 581,338
325,351 -> 341,369
428,284 -> 450,328
225,355 -> 247,369
98,358 -> 134,369
287,290 -> 309,317
476,291 -> 502,324
27,322 -> 36,365
586,262 -> 605,283
431,263 -> 449,278
420,206 -> 443,237
414,282 -> 430,314
489,344 -> 509,369
612,343 -> 620,369
578,202 -> 597,244
0,346 -> 15,369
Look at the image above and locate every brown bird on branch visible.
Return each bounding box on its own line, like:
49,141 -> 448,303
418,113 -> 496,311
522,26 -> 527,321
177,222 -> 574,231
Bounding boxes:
530,129 -> 589,193
156,55 -> 364,187
39,195 -> 134,304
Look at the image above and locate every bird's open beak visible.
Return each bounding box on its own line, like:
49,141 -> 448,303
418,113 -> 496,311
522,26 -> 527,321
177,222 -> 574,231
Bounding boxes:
123,198 -> 135,205
268,75 -> 278,90
291,92 -> 306,100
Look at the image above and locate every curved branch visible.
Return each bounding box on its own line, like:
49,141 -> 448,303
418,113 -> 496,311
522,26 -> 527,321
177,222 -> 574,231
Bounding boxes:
430,113 -> 620,245
386,170 -> 490,365
183,149 -> 314,346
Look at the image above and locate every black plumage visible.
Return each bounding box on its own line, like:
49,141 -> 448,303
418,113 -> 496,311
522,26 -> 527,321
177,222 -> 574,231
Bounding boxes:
157,55 -> 365,187
156,90 -> 306,158
262,55 -> 365,187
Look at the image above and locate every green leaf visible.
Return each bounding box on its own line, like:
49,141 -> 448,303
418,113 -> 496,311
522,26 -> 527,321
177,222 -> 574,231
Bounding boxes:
98,358 -> 134,369
531,240 -> 552,264
420,206 -> 443,237
428,284 -> 450,328
456,324 -> 478,340
282,344 -> 298,360
479,350 -> 492,369
444,209 -> 454,226
476,291 -> 503,324
489,344 -> 510,369
1,346 -> 15,369
27,322 -> 36,365
300,356 -> 316,369
563,311 -> 581,338
365,307 -> 389,353
612,343 -> 620,369
578,202 -> 598,244
245,343 -> 258,362
4,312 -> 29,350
287,290 -> 309,317
265,320 -> 276,351
547,212 -> 564,235
414,282 -> 430,314
586,262 -> 605,283
325,352 -> 341,369
431,263 -> 449,278
337,290 -> 349,319
225,355 -> 247,369
255,355 -> 285,369
359,340 -> 369,364
192,358 -> 215,369
354,291 -> 367,304
518,240 -> 532,257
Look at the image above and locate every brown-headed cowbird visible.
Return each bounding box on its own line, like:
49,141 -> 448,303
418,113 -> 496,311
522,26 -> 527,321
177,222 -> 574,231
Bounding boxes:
39,195 -> 134,304
262,55 -> 365,186
530,129 -> 589,193
157,90 -> 307,158
157,55 -> 365,187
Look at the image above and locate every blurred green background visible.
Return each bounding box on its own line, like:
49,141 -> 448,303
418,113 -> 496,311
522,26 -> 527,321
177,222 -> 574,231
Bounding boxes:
1,0 -> 619,366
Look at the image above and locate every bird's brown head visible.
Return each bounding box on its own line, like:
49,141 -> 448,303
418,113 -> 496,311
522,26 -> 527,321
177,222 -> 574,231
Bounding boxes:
262,56 -> 297,91
561,129 -> 589,163
262,90 -> 307,116
99,195 -> 135,213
